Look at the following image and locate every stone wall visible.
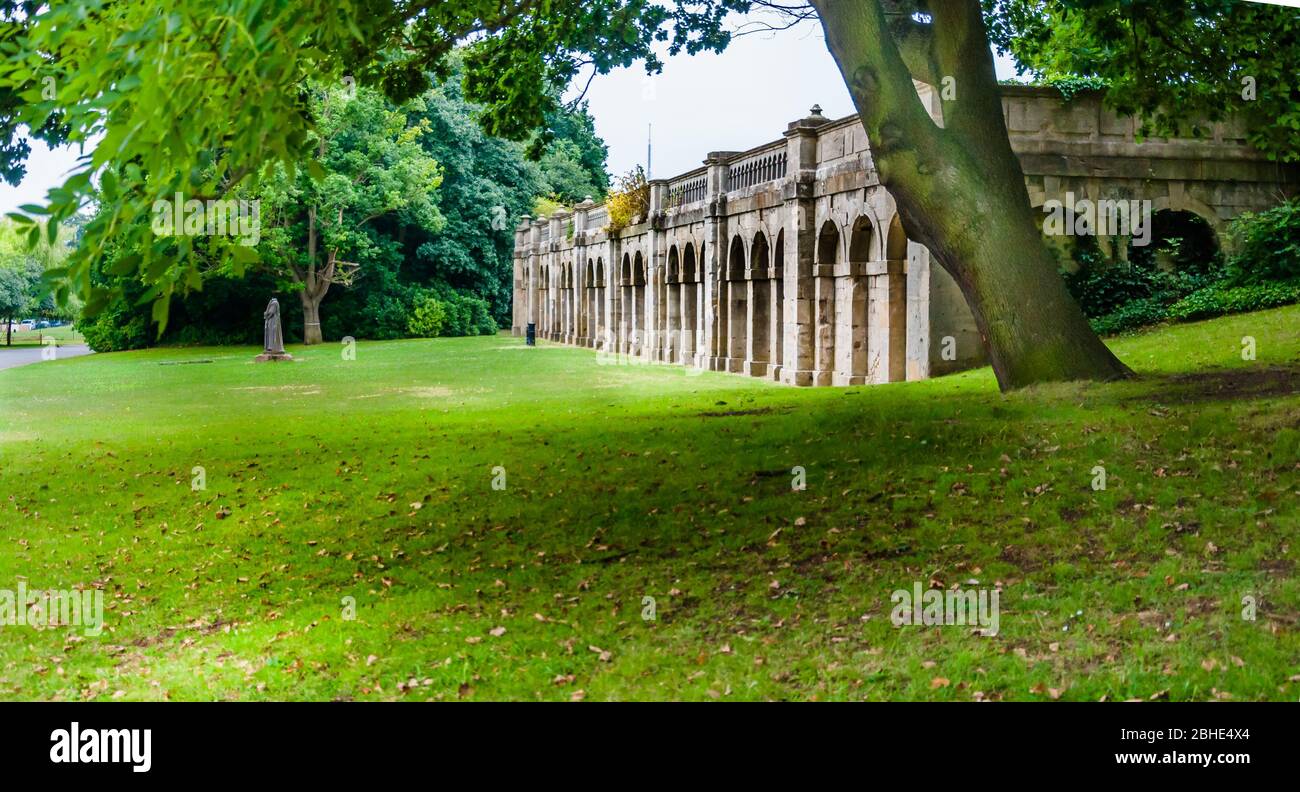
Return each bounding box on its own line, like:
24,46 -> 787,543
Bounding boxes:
512,86 -> 1297,386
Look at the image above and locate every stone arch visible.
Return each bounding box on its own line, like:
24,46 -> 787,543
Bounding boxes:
814,220 -> 840,383
771,228 -> 786,376
681,242 -> 699,364
594,257 -> 607,348
666,245 -> 681,362
1152,193 -> 1228,252
725,235 -> 748,370
728,234 -> 747,281
1131,207 -> 1224,275
886,214 -> 907,260
567,260 -> 576,340
1153,193 -> 1221,229
632,251 -> 646,353
877,214 -> 909,383
617,253 -> 631,352
748,230 -> 771,375
845,215 -> 874,380
582,258 -> 594,345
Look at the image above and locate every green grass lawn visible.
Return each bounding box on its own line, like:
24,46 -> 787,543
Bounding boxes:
0,306 -> 1296,701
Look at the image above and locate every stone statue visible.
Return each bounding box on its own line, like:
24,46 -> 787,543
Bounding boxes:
255,298 -> 293,362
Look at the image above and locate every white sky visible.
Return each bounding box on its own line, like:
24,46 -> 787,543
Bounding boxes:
0,137 -> 88,215
0,11 -> 1027,215
579,13 -> 1022,181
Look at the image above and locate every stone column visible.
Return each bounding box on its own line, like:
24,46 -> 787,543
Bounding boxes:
841,259 -> 869,385
548,211 -> 565,342
905,241 -> 931,381
745,269 -> 769,378
781,107 -> 828,386
574,198 -> 593,347
527,219 -> 542,332
767,257 -> 783,382
703,152 -> 735,372
513,216 -> 531,336
647,179 -> 667,362
604,237 -> 617,352
866,259 -> 906,383
812,263 -> 836,387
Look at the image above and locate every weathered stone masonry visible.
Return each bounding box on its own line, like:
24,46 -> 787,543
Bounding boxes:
512,85 -> 1296,385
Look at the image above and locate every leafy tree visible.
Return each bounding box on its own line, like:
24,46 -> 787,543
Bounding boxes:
400,64 -> 546,325
536,139 -> 607,205
76,66 -> 570,346
0,1 -> 67,186
256,86 -> 443,344
0,218 -> 75,343
540,102 -> 610,201
0,262 -> 34,344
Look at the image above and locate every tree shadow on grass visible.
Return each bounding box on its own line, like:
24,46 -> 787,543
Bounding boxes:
1132,363 -> 1300,405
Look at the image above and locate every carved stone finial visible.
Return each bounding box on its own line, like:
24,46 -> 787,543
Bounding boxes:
810,104 -> 824,117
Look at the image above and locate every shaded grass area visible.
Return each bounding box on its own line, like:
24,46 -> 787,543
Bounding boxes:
0,306 -> 1296,701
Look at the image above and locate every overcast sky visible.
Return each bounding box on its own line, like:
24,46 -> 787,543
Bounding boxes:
579,13 -> 1021,181
0,11 -> 1029,215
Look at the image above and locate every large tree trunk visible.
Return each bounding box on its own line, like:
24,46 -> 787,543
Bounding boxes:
811,0 -> 1132,390
300,292 -> 324,345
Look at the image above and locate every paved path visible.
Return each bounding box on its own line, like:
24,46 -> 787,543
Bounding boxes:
0,344 -> 93,371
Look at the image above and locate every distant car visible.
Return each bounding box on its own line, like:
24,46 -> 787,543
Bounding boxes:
18,320 -> 35,332
35,321 -> 50,330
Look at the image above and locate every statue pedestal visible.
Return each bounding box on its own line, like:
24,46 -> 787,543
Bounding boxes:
254,353 -> 294,363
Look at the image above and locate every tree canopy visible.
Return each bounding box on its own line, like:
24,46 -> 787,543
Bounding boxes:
73,65 -> 606,351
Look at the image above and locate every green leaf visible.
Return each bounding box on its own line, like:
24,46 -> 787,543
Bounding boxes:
101,170 -> 119,202
108,253 -> 142,277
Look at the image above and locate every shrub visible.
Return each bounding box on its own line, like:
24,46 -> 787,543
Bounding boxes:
1089,297 -> 1168,335
407,293 -> 448,337
1224,200 -> 1300,284
79,303 -> 150,352
358,292 -> 416,340
436,289 -> 497,336
1167,280 -> 1300,322
604,166 -> 649,233
1063,261 -> 1160,318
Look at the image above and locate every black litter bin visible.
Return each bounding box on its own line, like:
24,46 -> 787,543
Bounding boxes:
526,322 -> 536,346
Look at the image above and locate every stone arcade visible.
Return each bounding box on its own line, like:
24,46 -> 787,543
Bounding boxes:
512,85 -> 1296,385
